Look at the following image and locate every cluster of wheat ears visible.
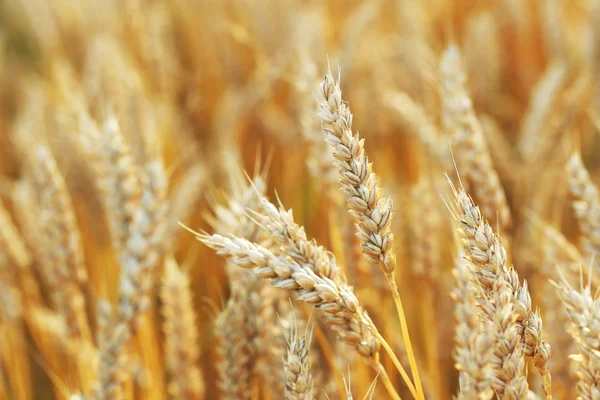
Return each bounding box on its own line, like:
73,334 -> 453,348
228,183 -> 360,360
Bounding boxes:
2,0 -> 600,399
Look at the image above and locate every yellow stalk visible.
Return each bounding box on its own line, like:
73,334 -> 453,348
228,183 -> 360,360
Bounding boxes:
372,328 -> 418,399
374,362 -> 402,400
385,273 -> 425,400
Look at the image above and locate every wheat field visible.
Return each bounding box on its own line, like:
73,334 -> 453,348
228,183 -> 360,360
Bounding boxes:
0,0 -> 599,399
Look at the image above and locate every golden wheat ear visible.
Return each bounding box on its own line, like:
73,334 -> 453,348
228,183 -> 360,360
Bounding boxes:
449,183 -> 552,398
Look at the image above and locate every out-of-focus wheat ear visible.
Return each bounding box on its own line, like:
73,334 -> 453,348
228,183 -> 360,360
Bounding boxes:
164,164 -> 206,248
29,146 -> 91,339
83,36 -> 144,135
449,182 -> 551,398
541,73 -> 592,161
479,115 -> 517,189
0,200 -> 31,271
0,210 -> 32,400
409,178 -> 441,280
161,256 -> 205,400
539,0 -> 567,60
527,213 -> 585,280
0,195 -> 41,303
518,60 -> 568,162
11,183 -> 46,305
95,300 -> 126,400
125,0 -> 179,97
284,322 -> 313,400
23,307 -> 69,398
26,304 -> 99,397
318,68 -> 423,400
440,44 -> 512,232
122,147 -> 169,323
566,152 -> 600,260
408,176 -> 444,397
394,0 -> 437,109
553,270 -> 600,398
115,157 -> 168,337
82,116 -> 141,251
385,91 -> 450,167
88,115 -> 168,399
214,293 -> 255,400
451,253 -> 494,399
11,175 -> 91,345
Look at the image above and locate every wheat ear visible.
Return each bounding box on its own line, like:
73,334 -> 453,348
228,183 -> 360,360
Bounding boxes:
284,325 -> 313,400
318,68 -> 423,400
450,181 -> 552,398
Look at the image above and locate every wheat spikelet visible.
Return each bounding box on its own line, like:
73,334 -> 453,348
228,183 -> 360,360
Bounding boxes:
284,325 -> 313,400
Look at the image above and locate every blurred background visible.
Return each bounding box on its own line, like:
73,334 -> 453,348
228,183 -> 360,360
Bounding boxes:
0,0 -> 598,399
